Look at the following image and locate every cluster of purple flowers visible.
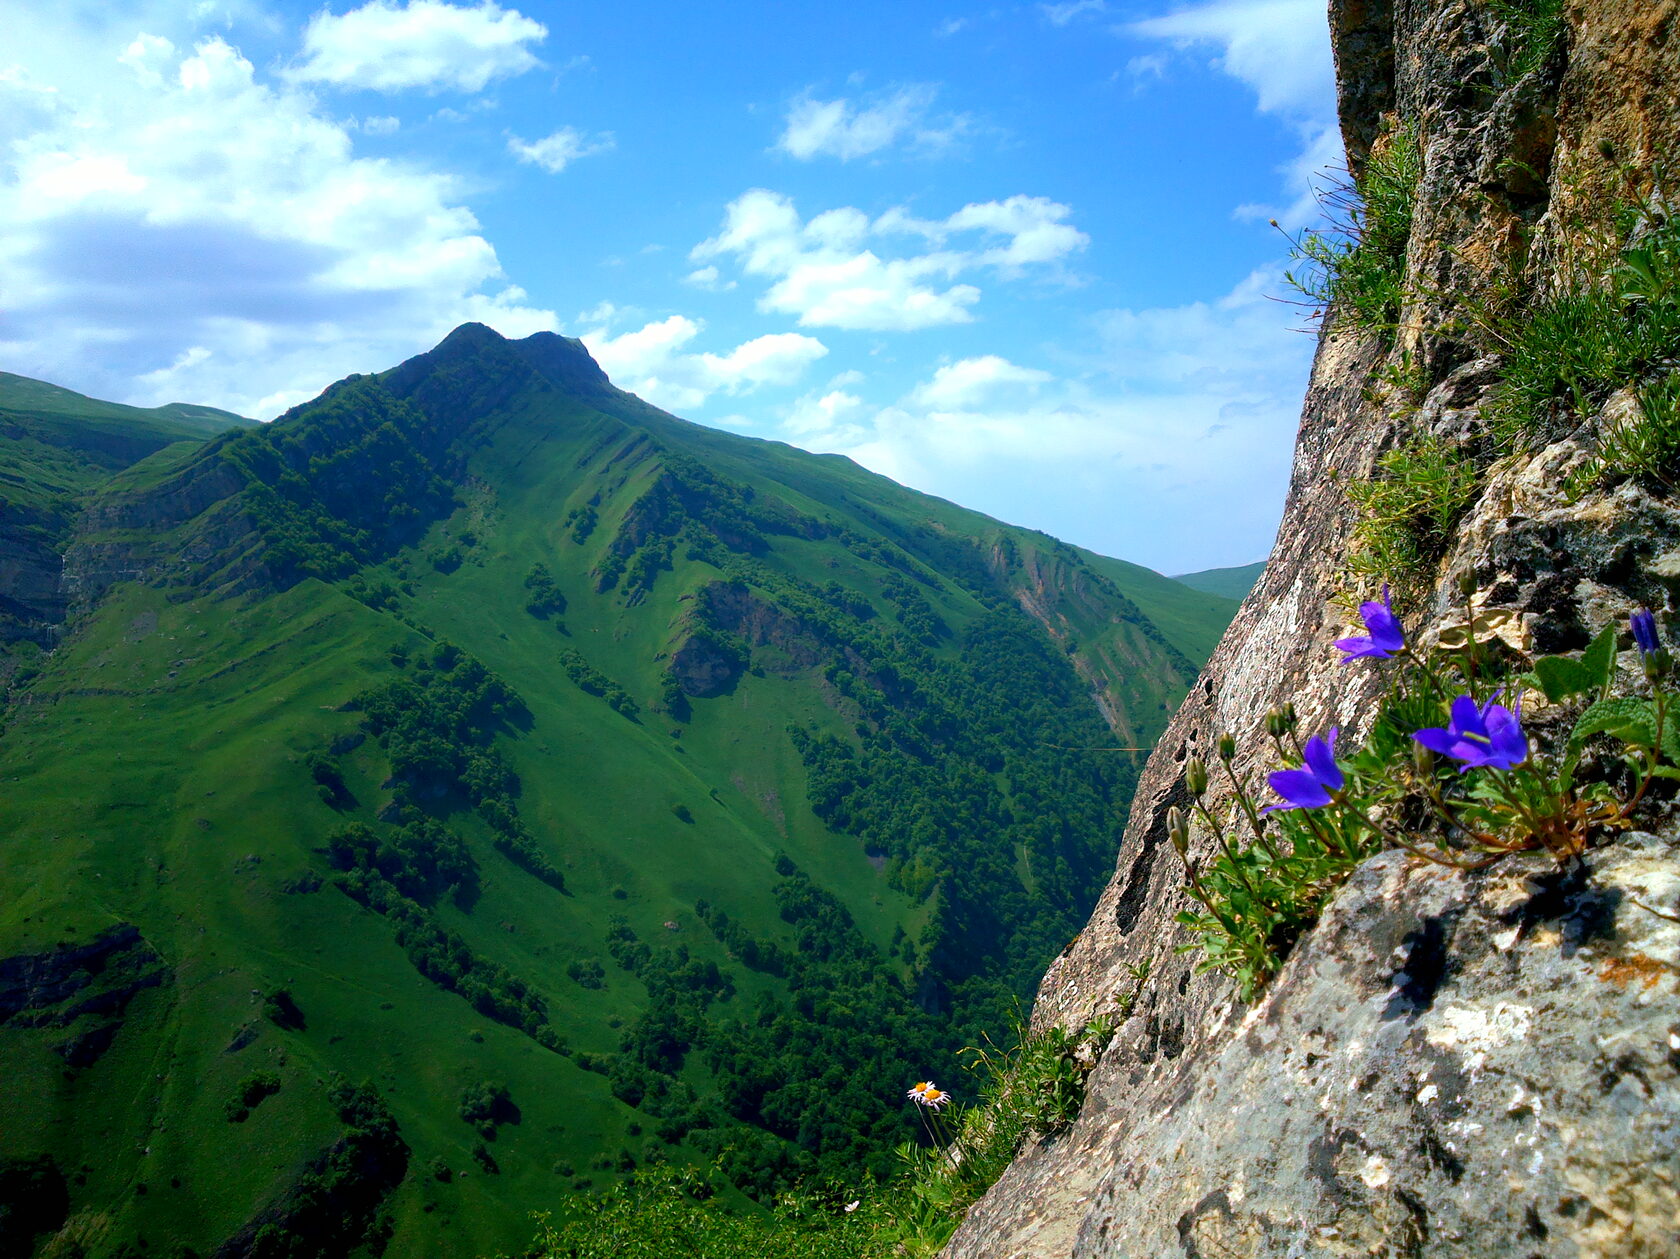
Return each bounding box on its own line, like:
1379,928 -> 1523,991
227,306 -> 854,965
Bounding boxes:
1267,595 -> 1665,811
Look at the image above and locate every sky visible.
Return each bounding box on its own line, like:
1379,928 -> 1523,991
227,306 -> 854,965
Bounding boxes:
0,0 -> 1338,574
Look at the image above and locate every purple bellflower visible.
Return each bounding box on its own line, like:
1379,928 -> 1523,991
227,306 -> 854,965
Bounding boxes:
1631,607 -> 1661,656
1413,692 -> 1529,772
1264,728 -> 1344,812
1335,585 -> 1405,662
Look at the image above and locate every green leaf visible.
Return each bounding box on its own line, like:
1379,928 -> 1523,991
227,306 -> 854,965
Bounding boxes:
1532,653 -> 1593,703
1580,624 -> 1619,697
1570,696 -> 1657,750
1660,708 -> 1680,766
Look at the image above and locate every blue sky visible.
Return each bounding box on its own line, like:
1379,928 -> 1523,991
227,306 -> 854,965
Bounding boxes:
1,0 -> 1337,572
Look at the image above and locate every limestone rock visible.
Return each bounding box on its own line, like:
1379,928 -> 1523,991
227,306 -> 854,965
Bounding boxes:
945,1 -> 1680,1254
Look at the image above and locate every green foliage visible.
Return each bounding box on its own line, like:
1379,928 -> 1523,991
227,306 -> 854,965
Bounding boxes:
525,562 -> 568,618
531,1166 -> 877,1259
1484,208 -> 1680,448
558,647 -> 641,719
1173,740 -> 1391,999
225,377 -> 459,582
1283,124 -> 1421,336
1486,0 -> 1566,83
1346,437 -> 1481,581
338,869 -> 559,1042
1567,372 -> 1680,498
1176,599 -> 1679,998
324,819 -> 477,907
235,1078 -> 408,1259
262,988 -> 305,1031
459,1080 -> 515,1139
1523,624 -> 1618,703
353,641 -> 567,890
224,1070 -> 282,1122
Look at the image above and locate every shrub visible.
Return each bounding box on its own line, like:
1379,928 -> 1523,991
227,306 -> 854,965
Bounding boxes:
224,1070 -> 282,1122
1345,437 -> 1481,582
1282,124 -> 1421,337
1482,206 -> 1680,448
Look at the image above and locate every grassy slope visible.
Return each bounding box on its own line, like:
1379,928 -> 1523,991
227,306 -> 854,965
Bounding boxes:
1169,559 -> 1267,604
0,334 -> 1235,1257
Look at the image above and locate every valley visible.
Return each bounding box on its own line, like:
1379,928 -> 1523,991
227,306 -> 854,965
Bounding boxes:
0,327 -> 1235,1257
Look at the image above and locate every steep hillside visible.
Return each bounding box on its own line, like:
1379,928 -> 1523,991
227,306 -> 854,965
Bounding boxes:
1169,559 -> 1266,603
0,328 -> 1229,1257
0,373 -> 250,685
949,0 -> 1680,1255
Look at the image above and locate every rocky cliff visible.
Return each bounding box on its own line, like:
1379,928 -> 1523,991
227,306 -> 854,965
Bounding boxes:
946,2 -> 1680,1255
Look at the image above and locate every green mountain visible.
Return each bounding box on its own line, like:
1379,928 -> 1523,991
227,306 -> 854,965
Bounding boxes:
0,372 -> 252,689
1171,559 -> 1267,604
0,327 -> 1234,1258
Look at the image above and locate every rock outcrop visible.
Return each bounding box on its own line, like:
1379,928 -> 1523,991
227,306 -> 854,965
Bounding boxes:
946,1 -> 1680,1255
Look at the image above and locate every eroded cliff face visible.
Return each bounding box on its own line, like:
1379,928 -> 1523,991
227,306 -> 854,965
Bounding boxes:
946,2 -> 1680,1255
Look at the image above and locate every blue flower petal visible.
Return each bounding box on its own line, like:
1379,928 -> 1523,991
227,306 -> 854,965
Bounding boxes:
1267,768 -> 1334,809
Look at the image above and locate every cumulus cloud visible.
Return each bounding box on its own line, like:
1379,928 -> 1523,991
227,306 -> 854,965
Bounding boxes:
290,0 -> 546,94
1128,0 -> 1336,225
692,189 -> 1087,332
909,356 -> 1051,409
0,30 -> 555,417
507,126 -> 614,173
683,265 -> 736,292
766,268 -> 1310,571
776,84 -> 970,161
582,315 -> 827,413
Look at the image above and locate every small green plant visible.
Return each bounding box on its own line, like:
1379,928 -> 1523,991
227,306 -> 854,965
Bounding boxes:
1281,124 -> 1422,337
1480,204 -> 1680,448
1567,372 -> 1680,497
1345,437 -> 1481,582
1172,587 -> 1678,1000
1486,0 -> 1567,84
1367,350 -> 1430,411
882,994 -> 1137,1256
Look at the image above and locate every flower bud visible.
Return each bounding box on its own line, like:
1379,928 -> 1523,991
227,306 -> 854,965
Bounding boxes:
1264,706 -> 1287,738
1279,702 -> 1299,734
1412,740 -> 1435,777
1184,757 -> 1209,798
1216,732 -> 1237,762
1457,570 -> 1477,599
1166,806 -> 1189,856
1649,646 -> 1675,684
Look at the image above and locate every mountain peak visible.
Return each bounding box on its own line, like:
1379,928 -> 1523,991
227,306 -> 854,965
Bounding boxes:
511,330 -> 611,394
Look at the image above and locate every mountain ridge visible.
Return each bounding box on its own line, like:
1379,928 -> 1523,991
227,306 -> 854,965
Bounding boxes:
0,327 -> 1235,1257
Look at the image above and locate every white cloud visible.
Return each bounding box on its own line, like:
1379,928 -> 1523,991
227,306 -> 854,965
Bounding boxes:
692,189 -> 1087,332
582,315 -> 827,413
359,114 -> 402,135
764,268 -> 1310,571
776,84 -> 969,161
507,126 -> 614,173
934,17 -> 969,37
290,0 -> 547,94
1129,0 -> 1330,117
1042,1 -> 1106,26
909,356 -> 1051,409
1129,0 -> 1336,226
0,30 -> 556,417
683,265 -> 736,291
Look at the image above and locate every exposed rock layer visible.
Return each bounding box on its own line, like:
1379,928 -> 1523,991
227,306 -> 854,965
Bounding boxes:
946,1 -> 1680,1254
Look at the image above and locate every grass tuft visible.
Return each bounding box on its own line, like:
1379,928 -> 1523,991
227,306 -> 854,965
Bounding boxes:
1282,124 -> 1422,338
1346,437 -> 1481,583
